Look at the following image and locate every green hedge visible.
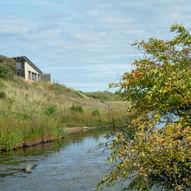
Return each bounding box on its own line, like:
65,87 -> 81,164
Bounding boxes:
0,55 -> 17,79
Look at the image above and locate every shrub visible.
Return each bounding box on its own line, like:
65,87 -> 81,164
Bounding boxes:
0,92 -> 6,99
0,55 -> 17,79
91,108 -> 100,116
45,104 -> 57,116
70,104 -> 84,113
98,23 -> 191,191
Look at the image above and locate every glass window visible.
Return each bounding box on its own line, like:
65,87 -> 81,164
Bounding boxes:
32,73 -> 34,81
16,62 -> 25,77
16,63 -> 22,69
32,73 -> 37,81
28,71 -> 31,80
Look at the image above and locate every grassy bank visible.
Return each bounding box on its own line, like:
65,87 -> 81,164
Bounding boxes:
0,75 -> 128,151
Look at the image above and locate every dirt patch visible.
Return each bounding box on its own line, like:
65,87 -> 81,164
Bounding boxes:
66,126 -> 97,133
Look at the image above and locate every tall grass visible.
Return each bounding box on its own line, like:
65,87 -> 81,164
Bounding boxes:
0,118 -> 67,151
0,77 -> 129,151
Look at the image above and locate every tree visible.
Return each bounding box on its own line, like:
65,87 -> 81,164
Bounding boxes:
98,24 -> 191,190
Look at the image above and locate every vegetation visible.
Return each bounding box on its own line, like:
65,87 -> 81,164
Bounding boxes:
0,55 -> 17,79
0,62 -> 128,151
70,104 -> 84,113
98,24 -> 191,190
85,91 -> 120,102
91,108 -> 100,116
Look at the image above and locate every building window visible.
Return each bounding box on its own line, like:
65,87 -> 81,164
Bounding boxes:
32,72 -> 37,81
16,62 -> 25,77
28,71 -> 31,80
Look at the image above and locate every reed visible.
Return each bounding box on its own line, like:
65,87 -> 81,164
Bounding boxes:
0,76 -> 129,151
0,118 -> 67,151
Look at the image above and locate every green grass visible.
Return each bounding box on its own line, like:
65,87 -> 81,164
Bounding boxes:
0,118 -> 66,150
85,91 -> 120,102
0,75 -> 129,151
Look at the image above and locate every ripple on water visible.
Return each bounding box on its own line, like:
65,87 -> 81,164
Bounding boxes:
0,128 -> 126,191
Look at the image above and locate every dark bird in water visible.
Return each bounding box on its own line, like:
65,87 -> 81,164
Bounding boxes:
22,164 -> 37,173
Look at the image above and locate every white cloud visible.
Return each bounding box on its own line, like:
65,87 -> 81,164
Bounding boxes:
0,18 -> 34,34
0,0 -> 191,91
45,66 -> 82,71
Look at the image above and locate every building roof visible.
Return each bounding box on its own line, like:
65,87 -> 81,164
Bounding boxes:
12,56 -> 42,74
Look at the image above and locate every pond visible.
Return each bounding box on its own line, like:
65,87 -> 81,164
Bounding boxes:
0,128 -> 126,191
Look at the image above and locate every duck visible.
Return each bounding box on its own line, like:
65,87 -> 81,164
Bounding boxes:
22,164 -> 37,173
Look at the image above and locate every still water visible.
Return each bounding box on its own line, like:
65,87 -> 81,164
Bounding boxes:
0,128 -> 126,191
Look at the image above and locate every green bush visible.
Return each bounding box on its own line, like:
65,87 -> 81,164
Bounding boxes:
70,104 -> 84,113
91,108 -> 100,116
45,104 -> 57,116
0,92 -> 6,99
98,23 -> 191,191
0,55 -> 17,79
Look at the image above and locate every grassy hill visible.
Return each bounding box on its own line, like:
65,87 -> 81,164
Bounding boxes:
85,91 -> 120,102
0,55 -> 128,151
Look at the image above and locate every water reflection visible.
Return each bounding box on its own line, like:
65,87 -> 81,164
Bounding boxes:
0,128 -> 125,191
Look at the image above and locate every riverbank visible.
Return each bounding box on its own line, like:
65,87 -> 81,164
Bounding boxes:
0,55 -> 128,151
0,126 -> 102,152
0,76 -> 128,152
66,126 -> 98,133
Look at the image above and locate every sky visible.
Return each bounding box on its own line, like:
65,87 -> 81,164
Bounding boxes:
0,0 -> 191,92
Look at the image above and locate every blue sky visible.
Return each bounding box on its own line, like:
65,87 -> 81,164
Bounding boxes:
0,0 -> 191,91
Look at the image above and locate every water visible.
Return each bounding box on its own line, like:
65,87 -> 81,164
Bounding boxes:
0,128 -> 125,191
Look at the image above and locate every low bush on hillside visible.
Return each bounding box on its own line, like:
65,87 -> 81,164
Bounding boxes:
0,92 -> 6,99
45,104 -> 57,116
0,55 -> 17,79
91,108 -> 100,116
70,104 -> 84,113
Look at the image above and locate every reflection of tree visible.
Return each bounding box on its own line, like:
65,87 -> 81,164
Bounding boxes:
0,128 -> 109,179
0,128 -> 108,162
68,128 -> 108,143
